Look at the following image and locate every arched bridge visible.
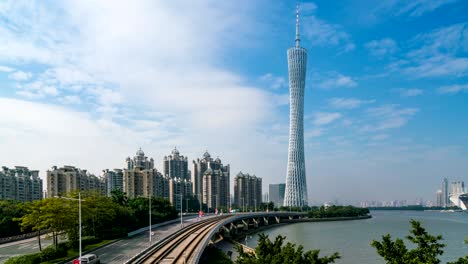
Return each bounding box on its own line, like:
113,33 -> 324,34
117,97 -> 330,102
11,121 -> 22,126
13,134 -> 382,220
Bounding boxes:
127,212 -> 308,264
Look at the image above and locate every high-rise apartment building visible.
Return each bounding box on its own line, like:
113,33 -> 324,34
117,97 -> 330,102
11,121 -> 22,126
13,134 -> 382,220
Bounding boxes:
202,168 -> 230,211
123,149 -> 169,199
192,151 -> 230,200
284,5 -> 308,207
169,178 -> 193,211
103,169 -> 123,196
163,147 -> 190,180
234,172 -> 262,211
269,183 -> 286,208
46,165 -> 105,197
0,166 -> 42,202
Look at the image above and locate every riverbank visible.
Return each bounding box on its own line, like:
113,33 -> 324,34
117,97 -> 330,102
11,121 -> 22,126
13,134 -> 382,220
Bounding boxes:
213,214 -> 372,262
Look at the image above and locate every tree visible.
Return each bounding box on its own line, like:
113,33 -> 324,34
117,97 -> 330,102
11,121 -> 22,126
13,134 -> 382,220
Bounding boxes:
371,219 -> 445,264
235,233 -> 340,264
111,189 -> 128,206
0,200 -> 25,238
15,200 -> 45,251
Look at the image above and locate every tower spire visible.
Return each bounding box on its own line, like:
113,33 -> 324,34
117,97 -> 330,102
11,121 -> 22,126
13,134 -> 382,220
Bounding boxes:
295,2 -> 300,47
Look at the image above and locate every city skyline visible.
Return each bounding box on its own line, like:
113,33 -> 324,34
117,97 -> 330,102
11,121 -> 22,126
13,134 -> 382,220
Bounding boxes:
0,1 -> 467,204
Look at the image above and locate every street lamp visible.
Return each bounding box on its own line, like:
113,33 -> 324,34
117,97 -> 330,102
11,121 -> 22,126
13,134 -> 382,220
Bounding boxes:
254,199 -> 257,212
149,194 -> 152,243
55,193 -> 83,264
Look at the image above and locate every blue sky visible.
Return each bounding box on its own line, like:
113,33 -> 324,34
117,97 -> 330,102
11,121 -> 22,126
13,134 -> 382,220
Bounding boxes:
0,0 -> 467,204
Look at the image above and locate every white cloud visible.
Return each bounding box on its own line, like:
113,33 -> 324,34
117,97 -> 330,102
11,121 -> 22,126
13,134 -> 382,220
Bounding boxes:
366,104 -> 419,131
313,112 -> 342,126
395,88 -> 424,97
301,5 -> 354,52
328,98 -> 375,109
318,73 -> 357,89
437,84 -> 468,94
259,73 -> 287,90
9,71 -> 32,81
365,38 -> 397,57
61,95 -> 82,105
395,23 -> 468,78
373,0 -> 460,19
0,65 -> 15,72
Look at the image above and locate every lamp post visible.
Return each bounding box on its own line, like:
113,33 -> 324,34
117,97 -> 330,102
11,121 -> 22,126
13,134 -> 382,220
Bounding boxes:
55,193 -> 83,264
254,199 -> 257,212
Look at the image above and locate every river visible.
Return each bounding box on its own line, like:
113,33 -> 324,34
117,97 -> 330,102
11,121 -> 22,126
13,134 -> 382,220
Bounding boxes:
249,210 -> 468,263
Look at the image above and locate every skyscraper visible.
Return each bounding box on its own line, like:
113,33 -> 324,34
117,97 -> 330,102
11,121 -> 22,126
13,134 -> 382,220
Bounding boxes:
284,5 -> 308,207
442,178 -> 449,207
269,183 -> 286,208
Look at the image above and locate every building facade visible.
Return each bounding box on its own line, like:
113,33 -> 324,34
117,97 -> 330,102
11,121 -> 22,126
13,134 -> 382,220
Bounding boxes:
123,149 -> 169,199
269,183 -> 286,208
0,166 -> 42,202
103,169 -> 123,196
46,165 -> 105,197
169,178 -> 193,211
234,172 -> 262,211
192,151 -> 230,201
284,5 -> 308,207
163,147 -> 190,180
202,168 -> 230,211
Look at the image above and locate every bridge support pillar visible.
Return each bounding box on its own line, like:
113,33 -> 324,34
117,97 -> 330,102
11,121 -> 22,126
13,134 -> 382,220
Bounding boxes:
275,216 -> 280,224
263,217 -> 268,225
242,220 -> 249,231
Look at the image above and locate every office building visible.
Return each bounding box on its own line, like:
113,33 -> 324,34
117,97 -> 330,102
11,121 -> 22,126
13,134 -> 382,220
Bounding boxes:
234,172 -> 262,211
0,166 -> 42,202
450,181 -> 465,196
47,165 -> 105,197
163,147 -> 190,180
284,4 -> 308,207
103,169 -> 123,196
269,183 -> 286,208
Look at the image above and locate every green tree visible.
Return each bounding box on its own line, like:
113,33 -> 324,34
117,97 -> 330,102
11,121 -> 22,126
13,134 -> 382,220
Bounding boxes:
111,189 -> 128,206
371,219 -> 445,264
0,200 -> 25,238
15,200 -> 46,251
235,233 -> 340,264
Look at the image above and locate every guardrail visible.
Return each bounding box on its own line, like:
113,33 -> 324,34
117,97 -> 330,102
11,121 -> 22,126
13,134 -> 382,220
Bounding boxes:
0,230 -> 47,245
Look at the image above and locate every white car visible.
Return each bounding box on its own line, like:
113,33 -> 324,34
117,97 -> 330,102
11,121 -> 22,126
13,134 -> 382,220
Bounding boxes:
80,254 -> 101,264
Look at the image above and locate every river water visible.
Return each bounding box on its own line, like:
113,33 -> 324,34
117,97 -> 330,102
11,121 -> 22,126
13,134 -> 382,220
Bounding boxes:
250,210 -> 468,263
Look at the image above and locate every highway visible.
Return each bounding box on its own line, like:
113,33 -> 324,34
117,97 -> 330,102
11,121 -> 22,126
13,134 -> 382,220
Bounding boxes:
130,215 -> 233,264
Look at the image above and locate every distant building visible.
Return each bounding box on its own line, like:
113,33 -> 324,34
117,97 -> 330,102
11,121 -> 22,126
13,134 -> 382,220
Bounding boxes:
202,168 -> 230,211
169,178 -> 193,212
263,192 -> 269,203
123,148 -> 168,199
192,151 -> 230,202
234,172 -> 262,211
442,178 -> 449,207
47,165 -> 105,197
436,190 -> 444,207
0,166 -> 42,202
103,169 -> 123,196
269,183 -> 286,208
450,181 -> 465,196
163,147 -> 190,180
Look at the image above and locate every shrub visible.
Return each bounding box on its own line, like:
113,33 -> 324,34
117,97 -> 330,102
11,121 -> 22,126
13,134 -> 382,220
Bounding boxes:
4,253 -> 41,264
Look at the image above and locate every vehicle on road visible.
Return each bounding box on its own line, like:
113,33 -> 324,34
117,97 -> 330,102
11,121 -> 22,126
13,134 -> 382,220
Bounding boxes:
79,254 -> 100,264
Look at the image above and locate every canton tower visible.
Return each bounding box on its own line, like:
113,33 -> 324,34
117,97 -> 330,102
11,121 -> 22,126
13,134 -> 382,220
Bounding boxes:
284,4 -> 308,207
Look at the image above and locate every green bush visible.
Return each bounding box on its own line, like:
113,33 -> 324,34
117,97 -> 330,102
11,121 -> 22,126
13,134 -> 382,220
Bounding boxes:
39,244 -> 68,262
5,253 -> 41,264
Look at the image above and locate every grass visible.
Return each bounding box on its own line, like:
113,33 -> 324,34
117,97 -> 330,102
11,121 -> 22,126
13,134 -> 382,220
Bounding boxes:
40,240 -> 114,264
